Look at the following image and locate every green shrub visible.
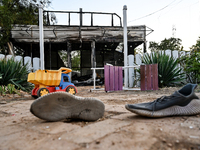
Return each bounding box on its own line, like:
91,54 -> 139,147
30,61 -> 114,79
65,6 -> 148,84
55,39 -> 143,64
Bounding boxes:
0,84 -> 19,95
0,57 -> 33,92
179,51 -> 200,84
142,51 -> 185,87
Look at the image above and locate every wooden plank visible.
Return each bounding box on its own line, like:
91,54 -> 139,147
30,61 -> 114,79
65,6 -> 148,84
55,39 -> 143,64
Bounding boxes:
140,65 -> 146,91
152,64 -> 159,90
109,66 -> 114,91
118,67 -> 123,91
104,65 -> 110,92
114,66 -> 119,91
146,65 -> 152,90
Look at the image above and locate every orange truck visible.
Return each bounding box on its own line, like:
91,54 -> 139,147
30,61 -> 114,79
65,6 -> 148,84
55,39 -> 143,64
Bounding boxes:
28,67 -> 77,98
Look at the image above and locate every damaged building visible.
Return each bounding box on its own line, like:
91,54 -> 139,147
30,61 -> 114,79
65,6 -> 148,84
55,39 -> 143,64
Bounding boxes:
10,9 -> 153,82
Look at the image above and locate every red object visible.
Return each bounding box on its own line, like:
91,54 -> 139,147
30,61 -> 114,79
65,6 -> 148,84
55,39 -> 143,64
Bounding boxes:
31,85 -> 77,96
104,65 -> 123,92
140,64 -> 158,91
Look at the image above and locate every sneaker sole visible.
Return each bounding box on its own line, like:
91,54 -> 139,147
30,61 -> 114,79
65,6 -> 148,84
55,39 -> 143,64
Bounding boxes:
125,99 -> 200,117
30,92 -> 105,121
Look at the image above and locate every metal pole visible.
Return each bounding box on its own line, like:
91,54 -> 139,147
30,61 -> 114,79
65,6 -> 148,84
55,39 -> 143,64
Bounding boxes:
39,4 -> 44,70
123,5 -> 128,88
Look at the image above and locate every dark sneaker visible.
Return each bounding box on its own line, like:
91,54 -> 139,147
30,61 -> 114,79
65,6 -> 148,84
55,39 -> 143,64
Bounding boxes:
125,83 -> 200,117
30,92 -> 105,121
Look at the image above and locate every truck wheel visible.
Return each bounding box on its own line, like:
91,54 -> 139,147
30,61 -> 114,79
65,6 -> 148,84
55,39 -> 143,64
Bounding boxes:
66,86 -> 76,95
37,88 -> 49,97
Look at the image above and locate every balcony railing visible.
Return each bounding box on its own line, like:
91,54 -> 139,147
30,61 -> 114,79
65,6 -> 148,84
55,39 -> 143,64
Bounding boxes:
43,8 -> 122,27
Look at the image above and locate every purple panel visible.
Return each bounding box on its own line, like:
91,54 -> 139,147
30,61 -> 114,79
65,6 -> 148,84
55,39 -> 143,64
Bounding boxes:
152,64 -> 159,90
110,66 -> 114,91
146,65 -> 152,90
104,65 -> 110,92
140,65 -> 146,91
118,67 -> 123,90
114,66 -> 119,91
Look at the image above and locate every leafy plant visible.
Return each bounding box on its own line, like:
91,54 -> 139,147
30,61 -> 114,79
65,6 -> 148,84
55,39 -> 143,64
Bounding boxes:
0,84 -> 19,95
0,57 -> 33,92
142,51 -> 185,87
7,84 -> 17,94
179,51 -> 200,84
0,85 -> 6,95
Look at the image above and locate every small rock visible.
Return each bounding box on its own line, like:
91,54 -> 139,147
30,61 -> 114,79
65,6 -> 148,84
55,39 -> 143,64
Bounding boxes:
189,126 -> 193,129
162,138 -> 166,143
95,140 -> 100,144
0,101 -> 7,104
24,94 -> 31,98
167,143 -> 172,147
14,94 -> 21,98
175,140 -> 179,143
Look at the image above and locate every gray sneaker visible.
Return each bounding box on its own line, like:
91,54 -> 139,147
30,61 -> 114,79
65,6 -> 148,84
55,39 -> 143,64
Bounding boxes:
30,92 -> 105,121
125,83 -> 200,117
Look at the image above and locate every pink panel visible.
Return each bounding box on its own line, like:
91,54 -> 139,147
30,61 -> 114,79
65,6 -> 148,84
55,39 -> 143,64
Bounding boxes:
104,65 -> 123,92
140,65 -> 146,91
118,67 -> 123,91
109,66 -> 114,91
104,65 -> 110,92
114,66 -> 119,91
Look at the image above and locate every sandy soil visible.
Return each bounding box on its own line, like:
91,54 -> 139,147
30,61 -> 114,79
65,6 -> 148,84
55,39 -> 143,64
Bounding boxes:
0,86 -> 200,150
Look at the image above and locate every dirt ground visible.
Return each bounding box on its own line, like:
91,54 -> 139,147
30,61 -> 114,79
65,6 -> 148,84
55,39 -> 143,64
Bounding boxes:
0,85 -> 200,150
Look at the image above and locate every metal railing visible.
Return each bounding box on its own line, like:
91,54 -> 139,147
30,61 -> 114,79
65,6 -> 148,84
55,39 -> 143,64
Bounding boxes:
43,8 -> 122,27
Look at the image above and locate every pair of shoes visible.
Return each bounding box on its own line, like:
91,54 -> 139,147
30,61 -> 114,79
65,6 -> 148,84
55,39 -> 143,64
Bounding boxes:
30,92 -> 105,121
125,83 -> 200,117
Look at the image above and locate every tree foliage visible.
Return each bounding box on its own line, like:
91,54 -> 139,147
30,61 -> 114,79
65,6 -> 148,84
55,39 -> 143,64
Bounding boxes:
149,37 -> 183,51
190,37 -> 200,52
179,37 -> 200,84
0,0 -> 52,53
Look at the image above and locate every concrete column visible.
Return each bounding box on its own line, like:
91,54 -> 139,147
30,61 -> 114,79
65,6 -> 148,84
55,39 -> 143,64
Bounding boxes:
128,55 -> 134,88
123,5 -> 128,88
39,4 -> 44,70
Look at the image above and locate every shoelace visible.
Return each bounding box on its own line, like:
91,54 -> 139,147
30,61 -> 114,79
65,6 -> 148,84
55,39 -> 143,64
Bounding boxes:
151,95 -> 176,116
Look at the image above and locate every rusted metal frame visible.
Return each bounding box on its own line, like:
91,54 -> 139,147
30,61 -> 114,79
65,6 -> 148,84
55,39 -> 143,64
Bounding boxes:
111,14 -> 114,27
46,12 -> 50,25
43,10 -> 122,27
102,29 -> 106,37
146,26 -> 154,36
53,28 -> 57,38
79,8 -> 82,39
91,13 -> 93,26
25,26 -> 32,37
68,13 -> 70,26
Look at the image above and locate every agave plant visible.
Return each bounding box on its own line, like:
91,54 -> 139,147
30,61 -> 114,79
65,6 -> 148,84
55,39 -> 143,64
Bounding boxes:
142,51 -> 185,87
0,57 -> 33,92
